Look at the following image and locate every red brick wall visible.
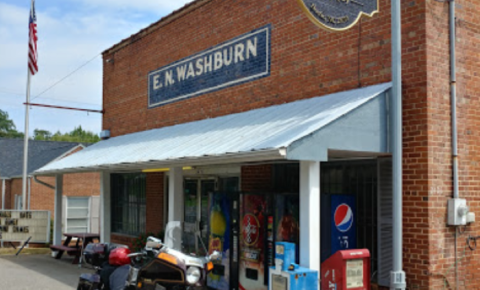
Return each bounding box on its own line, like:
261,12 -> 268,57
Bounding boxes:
102,0 -> 394,137
10,179 -> 22,209
100,0 -> 480,288
28,173 -> 100,219
111,233 -> 136,248
63,173 -> 101,197
146,172 -> 165,234
29,176 -> 55,215
424,1 -> 480,289
241,165 -> 273,192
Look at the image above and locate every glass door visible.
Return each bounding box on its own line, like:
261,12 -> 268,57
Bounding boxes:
184,178 -> 215,255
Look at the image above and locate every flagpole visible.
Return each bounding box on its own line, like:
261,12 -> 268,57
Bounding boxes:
22,71 -> 32,210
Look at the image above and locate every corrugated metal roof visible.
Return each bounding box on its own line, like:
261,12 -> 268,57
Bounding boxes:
35,83 -> 391,175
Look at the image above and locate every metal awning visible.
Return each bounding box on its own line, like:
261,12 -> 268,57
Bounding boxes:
35,83 -> 391,175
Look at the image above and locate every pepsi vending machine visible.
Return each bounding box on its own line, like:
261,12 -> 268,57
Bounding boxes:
321,194 -> 356,263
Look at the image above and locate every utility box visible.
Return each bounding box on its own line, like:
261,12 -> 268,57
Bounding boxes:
448,198 -> 468,226
269,242 -> 318,290
321,249 -> 370,290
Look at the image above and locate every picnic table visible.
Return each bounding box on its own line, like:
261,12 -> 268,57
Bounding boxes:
50,233 -> 100,264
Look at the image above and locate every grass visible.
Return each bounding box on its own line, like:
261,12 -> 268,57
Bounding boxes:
0,247 -> 51,256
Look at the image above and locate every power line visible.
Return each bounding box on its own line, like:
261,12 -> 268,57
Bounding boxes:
31,53 -> 101,101
0,93 -> 101,107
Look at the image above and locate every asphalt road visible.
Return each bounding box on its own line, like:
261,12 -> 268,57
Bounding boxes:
0,254 -> 95,289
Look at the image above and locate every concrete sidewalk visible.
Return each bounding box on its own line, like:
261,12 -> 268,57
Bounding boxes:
0,254 -> 94,289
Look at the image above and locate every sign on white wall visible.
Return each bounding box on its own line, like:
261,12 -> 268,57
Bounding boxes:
0,210 -> 50,243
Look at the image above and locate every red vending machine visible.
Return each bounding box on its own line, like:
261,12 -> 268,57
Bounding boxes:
321,249 -> 370,290
239,193 -> 268,290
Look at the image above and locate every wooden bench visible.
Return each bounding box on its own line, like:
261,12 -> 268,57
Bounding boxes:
50,245 -> 81,263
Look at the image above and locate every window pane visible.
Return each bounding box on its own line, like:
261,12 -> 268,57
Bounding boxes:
68,198 -> 89,208
111,173 -> 147,236
66,226 -> 88,233
68,208 -> 89,218
67,219 -> 89,227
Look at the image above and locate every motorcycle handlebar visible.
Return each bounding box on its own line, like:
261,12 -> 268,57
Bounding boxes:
127,252 -> 144,258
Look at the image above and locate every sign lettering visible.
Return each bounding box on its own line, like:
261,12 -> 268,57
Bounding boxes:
148,25 -> 270,107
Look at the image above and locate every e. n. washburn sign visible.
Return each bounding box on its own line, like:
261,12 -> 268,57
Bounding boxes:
298,0 -> 379,31
148,25 -> 270,108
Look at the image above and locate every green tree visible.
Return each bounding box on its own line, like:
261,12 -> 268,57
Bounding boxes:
33,129 -> 52,140
50,126 -> 100,143
0,109 -> 24,138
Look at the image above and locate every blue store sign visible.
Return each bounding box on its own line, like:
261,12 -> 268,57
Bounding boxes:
148,25 -> 271,108
297,0 -> 379,31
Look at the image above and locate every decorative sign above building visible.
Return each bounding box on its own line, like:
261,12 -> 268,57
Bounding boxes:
148,25 -> 271,108
297,0 -> 379,31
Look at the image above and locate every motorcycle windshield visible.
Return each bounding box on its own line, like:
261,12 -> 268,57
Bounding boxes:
164,221 -> 208,256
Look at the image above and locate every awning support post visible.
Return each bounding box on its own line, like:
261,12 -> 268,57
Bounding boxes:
299,161 -> 321,275
168,167 -> 184,222
53,174 -> 63,245
100,171 -> 111,243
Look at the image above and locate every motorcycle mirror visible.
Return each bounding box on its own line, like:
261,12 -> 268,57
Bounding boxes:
145,241 -> 162,250
145,236 -> 162,251
209,251 -> 221,261
146,236 -> 162,243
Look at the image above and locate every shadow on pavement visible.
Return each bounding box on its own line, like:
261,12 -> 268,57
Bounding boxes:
0,254 -> 95,289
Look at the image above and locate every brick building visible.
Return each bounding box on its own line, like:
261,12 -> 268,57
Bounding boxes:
35,0 -> 480,289
0,138 -> 100,234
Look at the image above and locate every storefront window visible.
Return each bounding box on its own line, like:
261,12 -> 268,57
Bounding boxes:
111,173 -> 146,236
321,160 -> 378,282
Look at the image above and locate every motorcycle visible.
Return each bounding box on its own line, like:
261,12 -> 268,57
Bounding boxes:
77,221 -> 220,290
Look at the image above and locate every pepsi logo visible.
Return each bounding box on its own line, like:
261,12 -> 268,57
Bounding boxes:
334,204 -> 354,232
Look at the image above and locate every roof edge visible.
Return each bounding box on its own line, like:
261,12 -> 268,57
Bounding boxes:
102,0 -> 213,56
34,148 -> 286,176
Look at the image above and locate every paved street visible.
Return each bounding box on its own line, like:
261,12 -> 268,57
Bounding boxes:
0,254 -> 94,289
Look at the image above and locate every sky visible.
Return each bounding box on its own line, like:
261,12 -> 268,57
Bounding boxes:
0,0 -> 194,136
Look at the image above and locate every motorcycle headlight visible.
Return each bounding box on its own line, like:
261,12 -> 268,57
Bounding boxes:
186,266 -> 201,285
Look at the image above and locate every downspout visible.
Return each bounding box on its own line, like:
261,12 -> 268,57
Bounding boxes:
28,177 -> 31,210
449,1 -> 459,289
391,0 -> 407,289
33,175 -> 55,190
450,0 -> 458,200
1,179 -> 5,210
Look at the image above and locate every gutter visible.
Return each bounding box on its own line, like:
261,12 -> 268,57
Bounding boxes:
34,148 -> 286,176
33,175 -> 55,190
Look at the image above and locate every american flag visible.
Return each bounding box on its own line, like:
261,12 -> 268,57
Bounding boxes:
28,0 -> 38,75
